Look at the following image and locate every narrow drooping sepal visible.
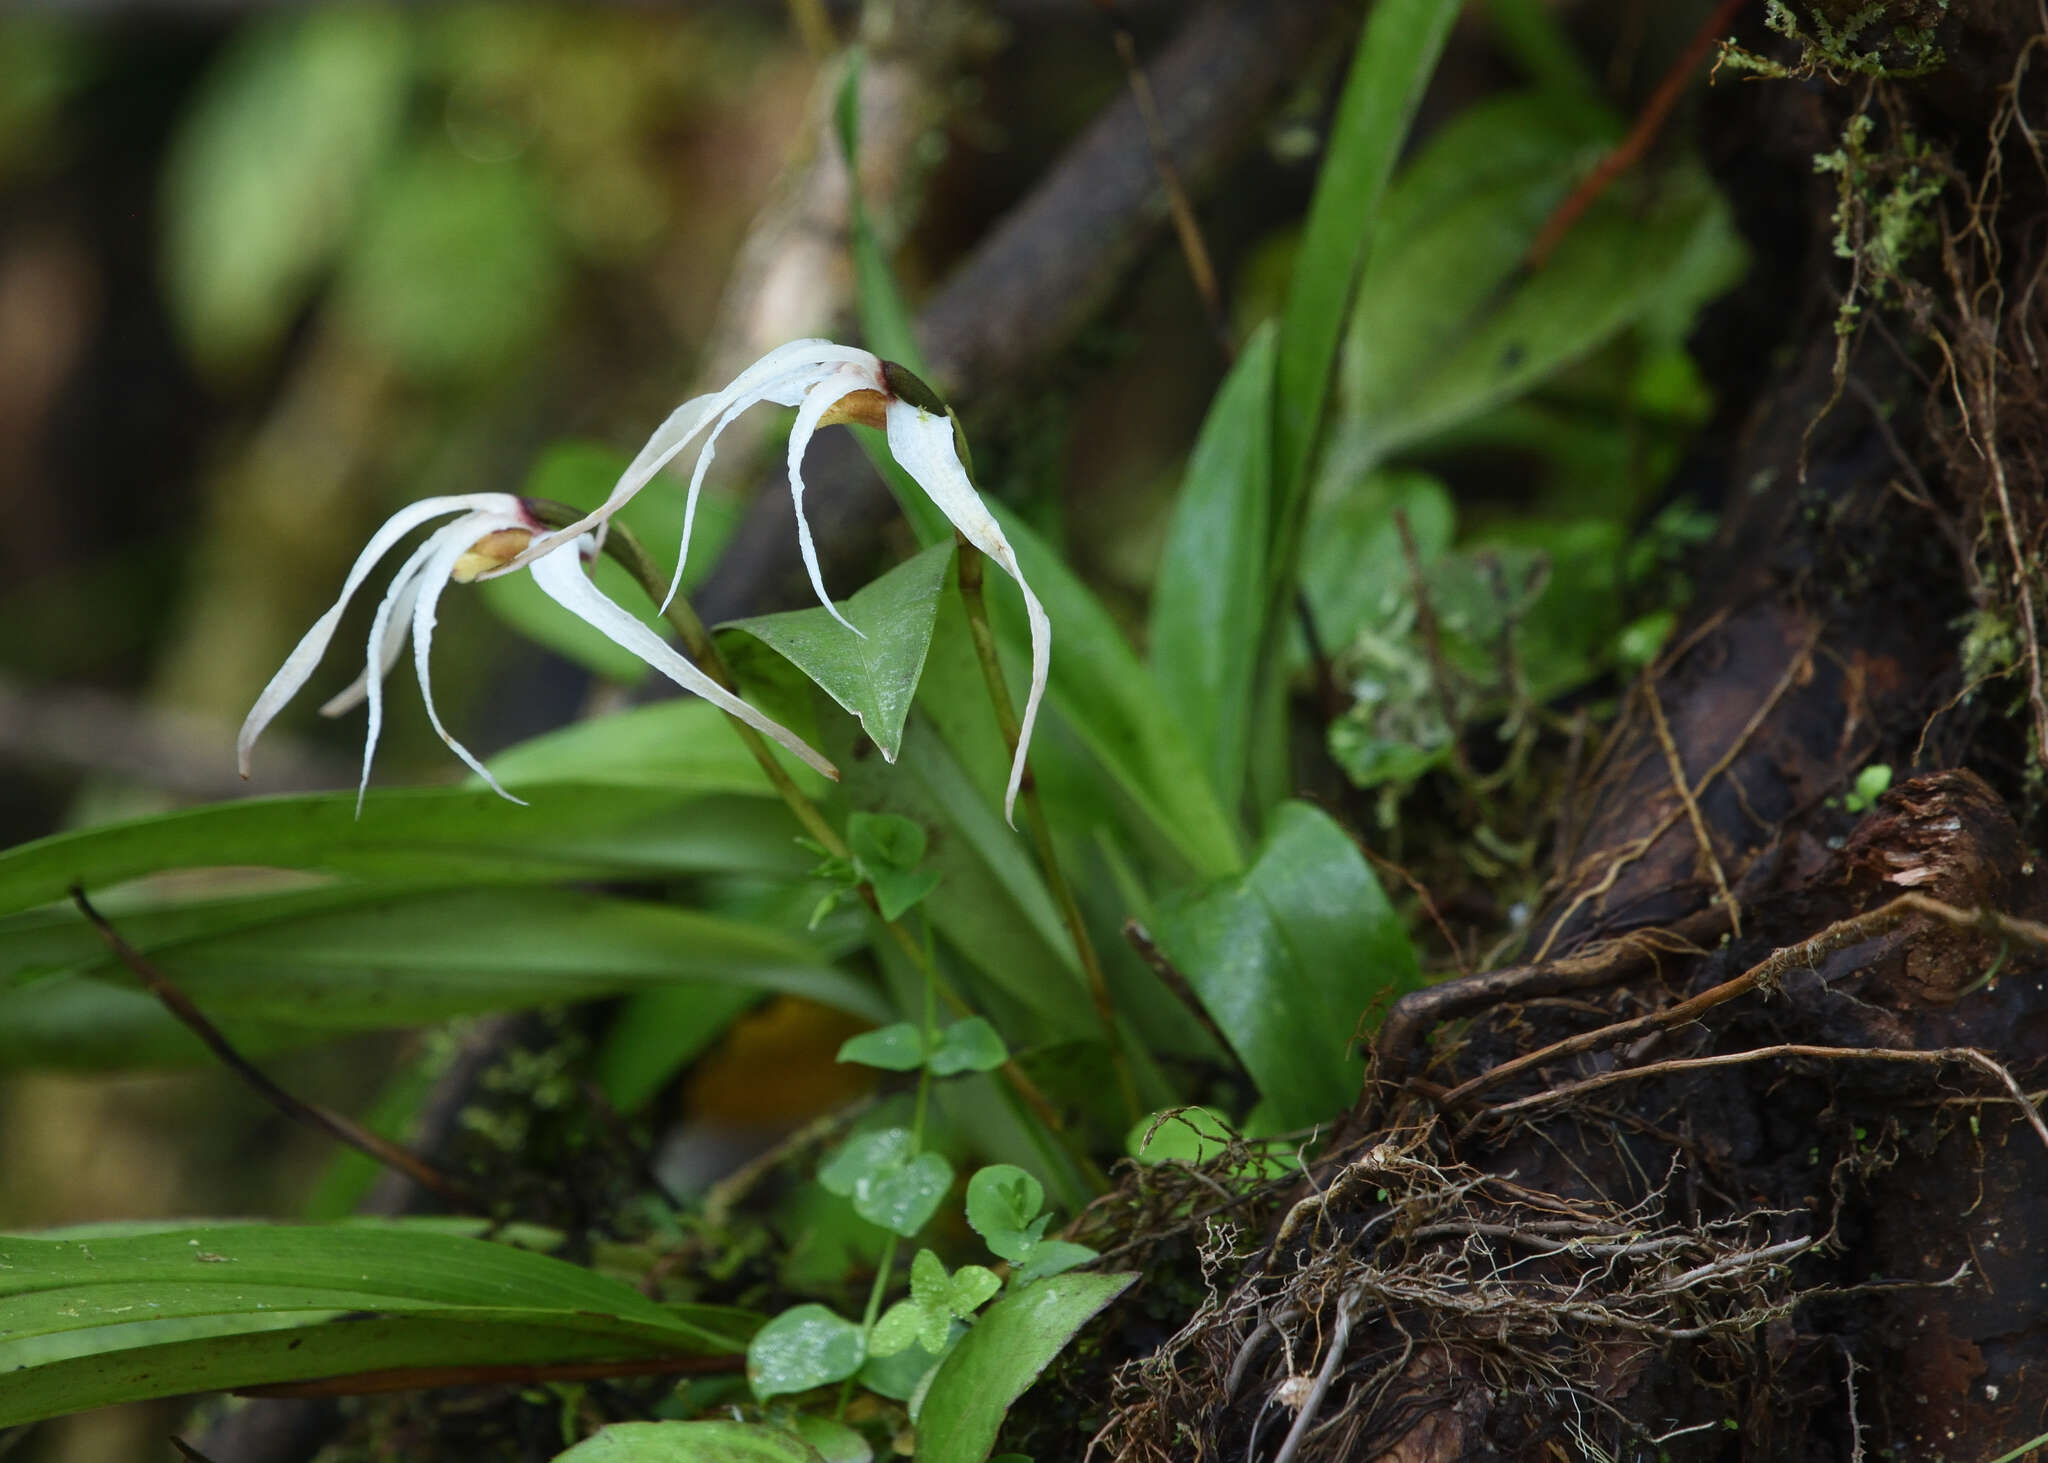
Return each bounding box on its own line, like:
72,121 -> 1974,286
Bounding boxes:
236,494 -> 516,781
884,400 -> 1050,827
408,511 -> 531,809
784,364 -> 878,638
501,339 -> 879,588
525,544 -> 839,781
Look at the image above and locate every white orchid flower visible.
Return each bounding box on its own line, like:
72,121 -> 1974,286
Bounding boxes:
502,340 -> 1050,824
238,492 -> 836,810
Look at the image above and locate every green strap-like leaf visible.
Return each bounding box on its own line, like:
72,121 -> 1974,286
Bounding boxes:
1150,323 -> 1277,815
0,1224 -> 744,1427
1271,0 -> 1459,517
913,1272 -> 1135,1463
0,885 -> 886,1069
0,780 -> 799,922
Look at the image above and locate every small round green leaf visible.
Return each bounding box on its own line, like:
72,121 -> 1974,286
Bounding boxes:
965,1165 -> 1045,1263
859,1333 -> 947,1401
945,1265 -> 1001,1317
837,1023 -> 927,1072
746,1305 -> 865,1401
1128,1106 -> 1235,1165
818,1129 -> 914,1198
928,1018 -> 1009,1076
870,1299 -> 927,1359
848,812 -> 928,871
854,1152 -> 954,1238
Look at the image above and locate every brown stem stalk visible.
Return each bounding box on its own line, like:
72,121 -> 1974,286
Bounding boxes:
72,888 -> 480,1210
956,539 -> 1140,1123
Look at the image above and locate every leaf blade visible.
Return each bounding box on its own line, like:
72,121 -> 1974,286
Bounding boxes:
913,1272 -> 1135,1463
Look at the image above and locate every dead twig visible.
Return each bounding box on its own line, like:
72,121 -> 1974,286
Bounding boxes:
1527,0 -> 1750,270
1126,919 -> 1245,1066
237,1351 -> 743,1400
1097,3 -> 1234,359
72,886 -> 481,1211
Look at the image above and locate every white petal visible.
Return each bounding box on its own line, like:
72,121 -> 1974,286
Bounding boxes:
237,494 -> 517,779
526,540 -> 839,781
318,566 -> 425,719
348,527 -> 455,813
787,366 -> 877,637
653,357 -> 885,613
886,402 -> 1050,827
505,340 -> 883,575
412,511 -> 531,806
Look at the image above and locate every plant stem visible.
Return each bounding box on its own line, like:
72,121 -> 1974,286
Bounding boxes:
523,502 -> 1079,1150
955,539 -> 1141,1124
842,924 -> 939,1419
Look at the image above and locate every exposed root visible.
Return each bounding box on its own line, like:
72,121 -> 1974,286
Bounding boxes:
1097,1143 -> 1818,1463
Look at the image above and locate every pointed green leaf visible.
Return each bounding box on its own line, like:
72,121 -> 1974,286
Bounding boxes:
1152,803 -> 1419,1127
719,543 -> 954,762
1329,94 -> 1743,467
928,1018 -> 1008,1076
990,507 -> 1243,879
594,982 -> 759,1114
1273,0 -> 1460,504
552,1421 -> 824,1463
1150,324 -> 1276,812
913,1272 -> 1136,1463
837,1023 -> 927,1072
0,781 -> 799,923
0,886 -> 885,1070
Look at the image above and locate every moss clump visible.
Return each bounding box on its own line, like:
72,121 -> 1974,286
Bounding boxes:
1715,1 -> 1949,82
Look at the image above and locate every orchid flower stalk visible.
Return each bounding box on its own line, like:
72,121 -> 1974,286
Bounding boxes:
501,341 -> 1050,825
238,493 -> 836,809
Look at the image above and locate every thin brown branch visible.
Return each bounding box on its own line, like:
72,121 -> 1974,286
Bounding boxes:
1474,1042 -> 2048,1156
72,887 -> 481,1210
237,1351 -> 743,1400
1103,15 -> 1233,358
1443,893 -> 2048,1113
1526,0 -> 1750,271
1372,906 -> 1729,1087
1125,918 -> 1242,1064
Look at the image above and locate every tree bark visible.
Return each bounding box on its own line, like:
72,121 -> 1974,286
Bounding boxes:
1101,7 -> 2048,1458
